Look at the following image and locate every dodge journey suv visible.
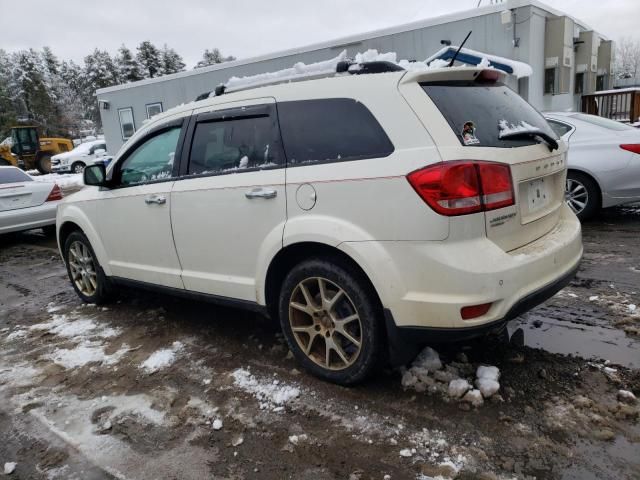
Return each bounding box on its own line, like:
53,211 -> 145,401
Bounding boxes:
56,60 -> 582,385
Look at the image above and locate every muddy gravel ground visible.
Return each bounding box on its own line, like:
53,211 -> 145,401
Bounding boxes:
1,208 -> 639,480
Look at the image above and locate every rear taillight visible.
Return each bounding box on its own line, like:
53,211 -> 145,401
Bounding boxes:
461,302 -> 492,320
407,161 -> 514,216
46,184 -> 63,202
620,144 -> 640,155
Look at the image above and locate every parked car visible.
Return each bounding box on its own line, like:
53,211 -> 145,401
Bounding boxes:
0,166 -> 62,235
57,62 -> 582,384
51,140 -> 108,174
544,112 -> 640,220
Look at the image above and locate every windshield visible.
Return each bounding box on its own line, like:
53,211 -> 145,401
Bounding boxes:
421,82 -> 558,148
569,113 -> 636,131
0,167 -> 32,184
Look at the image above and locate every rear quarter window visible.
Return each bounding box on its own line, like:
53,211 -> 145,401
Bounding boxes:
277,98 -> 394,165
422,82 -> 558,148
0,168 -> 32,184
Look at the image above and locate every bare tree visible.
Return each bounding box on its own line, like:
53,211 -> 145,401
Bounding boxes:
616,36 -> 640,79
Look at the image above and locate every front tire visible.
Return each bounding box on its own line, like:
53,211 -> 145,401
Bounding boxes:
63,231 -> 113,304
36,154 -> 52,174
566,171 -> 600,221
71,161 -> 86,174
278,257 -> 384,385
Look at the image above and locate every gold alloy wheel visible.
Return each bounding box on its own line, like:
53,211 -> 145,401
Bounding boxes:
288,277 -> 363,370
68,240 -> 98,297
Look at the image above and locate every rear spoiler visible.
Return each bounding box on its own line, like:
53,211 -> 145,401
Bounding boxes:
399,67 -> 506,85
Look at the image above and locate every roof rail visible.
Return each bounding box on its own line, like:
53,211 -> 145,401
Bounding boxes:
205,59 -> 405,100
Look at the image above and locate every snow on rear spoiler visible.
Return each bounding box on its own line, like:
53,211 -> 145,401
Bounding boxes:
399,66 -> 506,85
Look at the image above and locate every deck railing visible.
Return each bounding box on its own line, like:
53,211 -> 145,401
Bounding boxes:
581,89 -> 640,124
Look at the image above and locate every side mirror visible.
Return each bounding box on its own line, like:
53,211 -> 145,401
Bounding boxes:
94,149 -> 106,157
83,164 -> 108,187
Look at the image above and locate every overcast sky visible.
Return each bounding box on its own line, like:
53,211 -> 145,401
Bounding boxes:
5,0 -> 639,68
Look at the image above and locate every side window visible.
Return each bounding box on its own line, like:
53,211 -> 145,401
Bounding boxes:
547,120 -> 572,138
277,98 -> 394,165
118,127 -> 181,187
188,115 -> 282,175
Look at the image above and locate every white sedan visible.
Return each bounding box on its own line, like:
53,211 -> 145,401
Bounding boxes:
545,112 -> 640,220
0,166 -> 62,235
51,140 -> 108,174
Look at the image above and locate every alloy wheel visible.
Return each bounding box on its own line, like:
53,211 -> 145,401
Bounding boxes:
68,240 -> 98,296
73,163 -> 85,173
565,178 -> 588,215
289,277 -> 363,371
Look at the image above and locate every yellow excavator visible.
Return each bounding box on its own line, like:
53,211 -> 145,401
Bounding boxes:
0,126 -> 74,174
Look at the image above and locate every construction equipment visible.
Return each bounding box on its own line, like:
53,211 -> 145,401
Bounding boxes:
0,126 -> 74,174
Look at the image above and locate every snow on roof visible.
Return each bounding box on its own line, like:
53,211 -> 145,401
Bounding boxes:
426,46 -> 533,78
591,87 -> 640,95
96,0 -> 596,96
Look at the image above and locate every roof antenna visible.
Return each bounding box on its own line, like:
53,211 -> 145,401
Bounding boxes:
448,30 -> 472,67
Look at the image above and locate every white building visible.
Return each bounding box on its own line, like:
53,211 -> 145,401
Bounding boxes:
97,0 -> 614,153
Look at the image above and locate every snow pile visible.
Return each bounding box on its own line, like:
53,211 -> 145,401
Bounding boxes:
448,379 -> 471,398
4,462 -> 16,475
140,341 -> 185,373
498,119 -> 540,139
225,50 -> 348,90
46,341 -> 129,369
231,368 -> 300,410
354,49 -> 398,64
475,365 -> 501,398
462,389 -> 484,407
30,172 -> 84,189
617,390 -> 637,404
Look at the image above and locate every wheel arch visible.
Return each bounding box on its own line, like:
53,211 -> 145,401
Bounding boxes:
263,241 -> 384,320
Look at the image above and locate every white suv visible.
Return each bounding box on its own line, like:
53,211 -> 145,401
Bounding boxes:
56,61 -> 582,384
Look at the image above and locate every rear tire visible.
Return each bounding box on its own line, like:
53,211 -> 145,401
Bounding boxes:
278,257 -> 384,385
566,171 -> 600,221
63,231 -> 113,304
36,154 -> 52,174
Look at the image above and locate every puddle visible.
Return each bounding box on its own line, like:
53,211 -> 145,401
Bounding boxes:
508,315 -> 640,369
561,428 -> 640,479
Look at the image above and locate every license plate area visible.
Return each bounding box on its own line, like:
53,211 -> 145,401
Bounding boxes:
518,171 -> 563,224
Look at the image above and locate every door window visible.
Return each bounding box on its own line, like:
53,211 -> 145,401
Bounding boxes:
188,115 -> 283,175
277,98 -> 394,165
118,127 -> 181,186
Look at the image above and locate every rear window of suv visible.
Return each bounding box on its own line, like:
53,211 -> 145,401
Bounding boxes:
277,98 -> 394,165
422,82 -> 558,148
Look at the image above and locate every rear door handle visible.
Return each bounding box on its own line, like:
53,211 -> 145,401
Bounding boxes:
245,188 -> 277,199
144,194 -> 166,205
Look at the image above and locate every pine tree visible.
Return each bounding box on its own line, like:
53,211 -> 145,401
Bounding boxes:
83,49 -> 120,124
136,41 -> 162,78
0,49 -> 17,136
195,48 -> 236,69
159,44 -> 186,76
116,45 -> 143,83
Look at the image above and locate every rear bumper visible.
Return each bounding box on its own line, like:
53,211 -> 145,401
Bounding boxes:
384,260 -> 578,359
0,202 -> 58,234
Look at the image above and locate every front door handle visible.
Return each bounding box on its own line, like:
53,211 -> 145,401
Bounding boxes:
245,188 -> 277,199
144,194 -> 167,205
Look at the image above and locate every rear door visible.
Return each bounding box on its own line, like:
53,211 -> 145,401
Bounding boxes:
400,75 -> 566,251
171,98 -> 287,302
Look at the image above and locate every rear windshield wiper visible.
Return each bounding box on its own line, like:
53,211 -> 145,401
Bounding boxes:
499,129 -> 559,152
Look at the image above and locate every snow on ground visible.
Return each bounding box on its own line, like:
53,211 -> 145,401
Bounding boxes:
30,313 -> 121,339
46,341 -> 129,369
140,341 -> 185,373
231,368 -> 300,411
30,173 -> 84,189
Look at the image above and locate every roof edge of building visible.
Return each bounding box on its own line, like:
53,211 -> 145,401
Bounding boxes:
96,0 -> 599,96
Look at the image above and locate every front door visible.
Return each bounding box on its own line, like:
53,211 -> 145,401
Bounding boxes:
95,116 -> 188,289
171,99 -> 286,302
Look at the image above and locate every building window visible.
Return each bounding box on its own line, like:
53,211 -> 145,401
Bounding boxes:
544,68 -> 556,95
575,73 -> 585,94
118,108 -> 135,141
596,75 -> 605,91
146,102 -> 163,119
